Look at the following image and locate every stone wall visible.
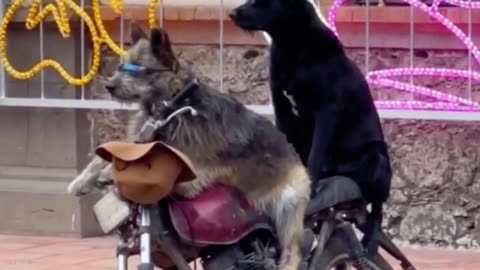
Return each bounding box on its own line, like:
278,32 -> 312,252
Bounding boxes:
91,45 -> 480,248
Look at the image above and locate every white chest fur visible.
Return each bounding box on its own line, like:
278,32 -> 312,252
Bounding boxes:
283,90 -> 300,117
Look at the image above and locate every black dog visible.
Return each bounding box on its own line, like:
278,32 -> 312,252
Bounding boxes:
230,0 -> 392,254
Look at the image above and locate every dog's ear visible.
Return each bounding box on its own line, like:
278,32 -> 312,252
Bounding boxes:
150,28 -> 177,68
150,28 -> 173,54
130,22 -> 148,44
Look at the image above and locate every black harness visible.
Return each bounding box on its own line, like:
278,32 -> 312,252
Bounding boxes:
150,78 -> 200,118
138,78 -> 200,142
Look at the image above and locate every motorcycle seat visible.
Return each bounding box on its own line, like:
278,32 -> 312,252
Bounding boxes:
306,176 -> 363,216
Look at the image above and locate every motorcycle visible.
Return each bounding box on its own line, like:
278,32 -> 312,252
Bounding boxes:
94,177 -> 416,270
92,97 -> 417,270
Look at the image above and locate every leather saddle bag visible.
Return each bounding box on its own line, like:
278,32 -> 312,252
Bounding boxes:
95,141 -> 196,204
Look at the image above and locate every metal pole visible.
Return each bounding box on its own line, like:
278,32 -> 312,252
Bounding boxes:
409,0 -> 414,100
158,2 -> 164,28
219,0 -> 224,93
80,0 -> 85,100
138,206 -> 153,270
364,0 -> 370,75
467,0 -> 472,101
0,0 -> 5,98
117,240 -> 129,270
40,1 -> 45,99
120,13 -> 124,64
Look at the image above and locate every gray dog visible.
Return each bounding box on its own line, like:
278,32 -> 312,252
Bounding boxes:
67,24 -> 310,270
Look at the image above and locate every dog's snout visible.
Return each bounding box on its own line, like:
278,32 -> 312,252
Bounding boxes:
229,9 -> 238,20
102,77 -> 117,94
99,76 -> 116,94
105,84 -> 115,94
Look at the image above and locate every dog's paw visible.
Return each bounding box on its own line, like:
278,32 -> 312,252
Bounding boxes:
67,175 -> 95,196
173,182 -> 201,199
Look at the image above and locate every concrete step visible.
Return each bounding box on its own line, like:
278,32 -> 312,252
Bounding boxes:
0,166 -> 104,238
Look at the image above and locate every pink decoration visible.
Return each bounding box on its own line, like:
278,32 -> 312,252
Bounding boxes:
327,0 -> 480,111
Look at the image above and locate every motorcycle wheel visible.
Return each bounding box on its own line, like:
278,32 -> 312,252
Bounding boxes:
314,232 -> 394,270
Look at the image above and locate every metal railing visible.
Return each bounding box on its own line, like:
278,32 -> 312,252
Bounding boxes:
0,0 -> 479,121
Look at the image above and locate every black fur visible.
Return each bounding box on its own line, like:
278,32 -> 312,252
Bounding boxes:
231,0 -> 392,254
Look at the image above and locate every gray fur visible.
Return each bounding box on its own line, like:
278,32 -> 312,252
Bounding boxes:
69,24 -> 311,270
105,25 -> 308,200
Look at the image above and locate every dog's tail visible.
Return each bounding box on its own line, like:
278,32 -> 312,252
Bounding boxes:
271,169 -> 310,270
247,164 -> 310,268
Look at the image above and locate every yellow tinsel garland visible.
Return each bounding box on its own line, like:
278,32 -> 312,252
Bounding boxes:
0,0 -> 161,86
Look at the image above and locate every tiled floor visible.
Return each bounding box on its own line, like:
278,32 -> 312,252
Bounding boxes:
0,234 -> 479,270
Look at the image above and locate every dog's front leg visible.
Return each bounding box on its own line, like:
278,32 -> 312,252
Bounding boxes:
96,163 -> 113,189
174,177 -> 213,199
174,167 -> 233,199
97,163 -> 112,181
67,156 -> 109,195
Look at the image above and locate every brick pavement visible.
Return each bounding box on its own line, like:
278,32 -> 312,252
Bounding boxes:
0,234 -> 479,270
